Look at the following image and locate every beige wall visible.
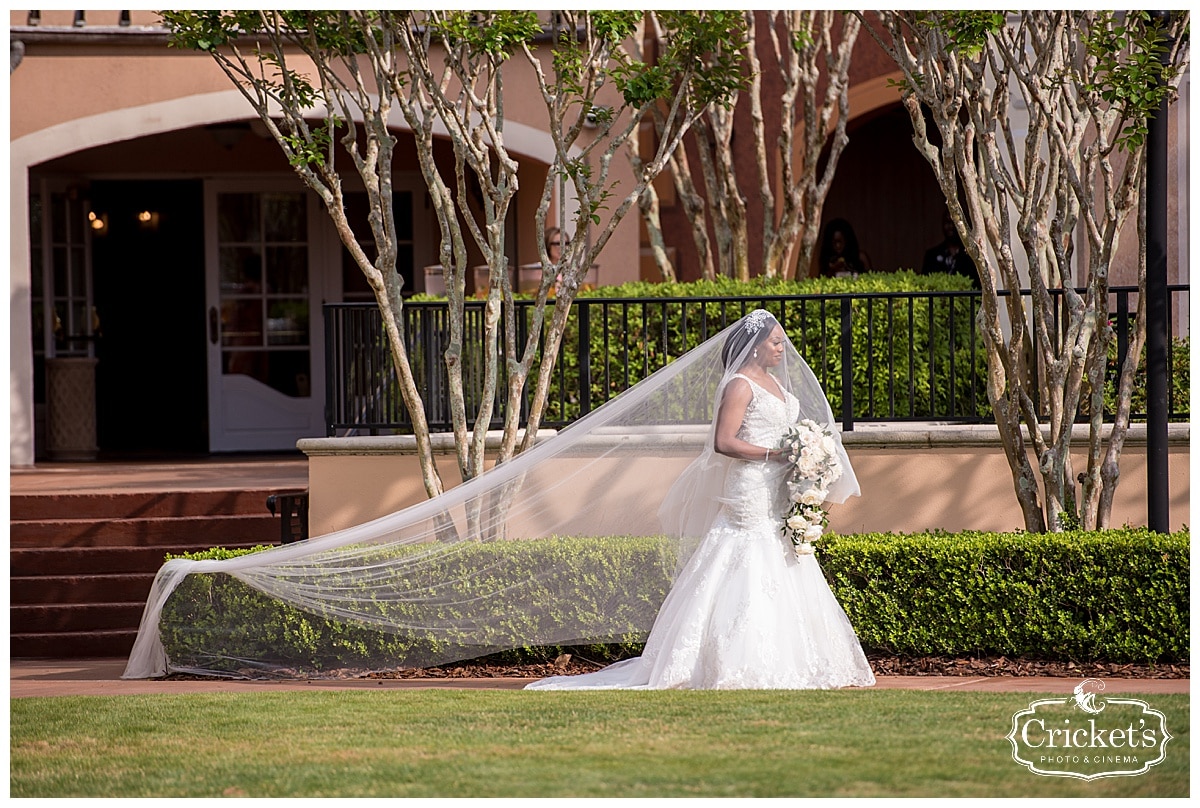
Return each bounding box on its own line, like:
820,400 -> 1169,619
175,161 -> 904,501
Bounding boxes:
300,433 -> 1190,537
829,443 -> 1189,535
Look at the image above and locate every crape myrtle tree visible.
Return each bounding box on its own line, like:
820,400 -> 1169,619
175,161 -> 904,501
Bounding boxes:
162,11 -> 744,503
865,11 -> 1189,531
630,11 -> 860,281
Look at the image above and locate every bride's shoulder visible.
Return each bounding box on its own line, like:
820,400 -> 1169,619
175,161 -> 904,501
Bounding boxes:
722,375 -> 755,402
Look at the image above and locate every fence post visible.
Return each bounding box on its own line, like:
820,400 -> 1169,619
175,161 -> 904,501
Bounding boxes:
840,296 -> 854,431
1145,9 -> 1171,533
1115,291 -> 1129,378
324,303 -> 335,436
577,301 -> 592,416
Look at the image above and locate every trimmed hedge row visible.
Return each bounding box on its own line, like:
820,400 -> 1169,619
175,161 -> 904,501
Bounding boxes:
818,529 -> 1188,663
544,271 -> 989,423
411,274 -> 1189,425
160,528 -> 1187,676
160,536 -> 674,676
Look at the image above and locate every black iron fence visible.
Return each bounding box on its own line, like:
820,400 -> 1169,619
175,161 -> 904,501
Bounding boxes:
324,286 -> 1189,435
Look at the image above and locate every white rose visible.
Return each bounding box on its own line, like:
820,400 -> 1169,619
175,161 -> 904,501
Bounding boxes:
803,524 -> 824,542
799,488 -> 826,506
786,514 -> 808,532
794,542 -> 815,556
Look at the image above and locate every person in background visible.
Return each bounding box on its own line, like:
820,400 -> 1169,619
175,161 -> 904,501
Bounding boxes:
545,227 -> 565,265
817,218 -> 873,278
922,212 -> 979,287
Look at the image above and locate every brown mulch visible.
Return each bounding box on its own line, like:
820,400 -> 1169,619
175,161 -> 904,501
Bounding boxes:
363,654 -> 1189,681
165,653 -> 1188,682
862,654 -> 1188,680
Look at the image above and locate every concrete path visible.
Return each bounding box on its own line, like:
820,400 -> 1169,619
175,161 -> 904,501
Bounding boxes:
10,659 -> 1189,698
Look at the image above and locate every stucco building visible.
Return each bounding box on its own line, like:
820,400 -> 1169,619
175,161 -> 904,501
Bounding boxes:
10,10 -> 1190,466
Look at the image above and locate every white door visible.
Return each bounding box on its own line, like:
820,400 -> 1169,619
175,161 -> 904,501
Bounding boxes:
205,181 -> 325,452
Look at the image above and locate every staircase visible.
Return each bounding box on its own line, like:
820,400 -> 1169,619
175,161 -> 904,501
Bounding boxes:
11,488 -> 293,659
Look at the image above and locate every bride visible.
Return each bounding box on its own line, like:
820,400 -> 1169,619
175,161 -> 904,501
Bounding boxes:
527,309 -> 876,690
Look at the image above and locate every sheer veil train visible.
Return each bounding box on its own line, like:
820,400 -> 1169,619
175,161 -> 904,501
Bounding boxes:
123,309 -> 869,687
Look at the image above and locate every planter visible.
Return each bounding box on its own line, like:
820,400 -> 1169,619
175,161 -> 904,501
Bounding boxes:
515,263 -> 600,293
423,264 -> 445,296
471,265 -> 516,297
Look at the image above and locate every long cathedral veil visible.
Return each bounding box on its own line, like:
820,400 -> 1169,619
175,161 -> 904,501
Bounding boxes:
123,309 -> 858,679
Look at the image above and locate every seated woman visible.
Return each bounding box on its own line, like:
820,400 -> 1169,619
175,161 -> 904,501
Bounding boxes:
817,217 -> 873,278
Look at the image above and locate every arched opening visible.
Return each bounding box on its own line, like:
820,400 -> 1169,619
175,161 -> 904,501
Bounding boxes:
20,103 -> 556,456
813,102 -> 948,277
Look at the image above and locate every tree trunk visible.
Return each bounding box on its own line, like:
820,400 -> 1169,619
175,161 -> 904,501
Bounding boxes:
865,10 -> 1187,531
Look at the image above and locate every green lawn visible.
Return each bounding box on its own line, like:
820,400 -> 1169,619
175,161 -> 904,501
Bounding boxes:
10,689 -> 1189,798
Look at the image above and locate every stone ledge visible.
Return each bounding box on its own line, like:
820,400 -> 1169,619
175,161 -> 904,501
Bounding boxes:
300,422 -> 1187,456
842,422 -> 1190,448
298,430 -> 558,456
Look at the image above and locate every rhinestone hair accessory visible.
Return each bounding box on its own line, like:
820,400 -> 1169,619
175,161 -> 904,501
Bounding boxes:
742,309 -> 771,334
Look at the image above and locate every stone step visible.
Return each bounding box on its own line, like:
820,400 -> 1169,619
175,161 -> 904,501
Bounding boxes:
11,629 -> 138,660
11,543 -> 267,577
10,488 -> 302,522
11,573 -> 158,605
11,602 -> 149,634
10,513 -> 281,548
10,479 -> 306,659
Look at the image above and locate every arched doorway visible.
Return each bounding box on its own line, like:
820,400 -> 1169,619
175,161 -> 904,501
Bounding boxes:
16,94 -> 563,458
29,123 -> 433,454
815,103 -> 948,276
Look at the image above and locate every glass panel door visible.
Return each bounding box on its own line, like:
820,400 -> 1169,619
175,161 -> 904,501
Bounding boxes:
217,191 -> 311,397
205,181 -> 324,452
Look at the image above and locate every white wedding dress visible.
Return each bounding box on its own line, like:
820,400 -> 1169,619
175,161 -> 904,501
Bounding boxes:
527,374 -> 876,690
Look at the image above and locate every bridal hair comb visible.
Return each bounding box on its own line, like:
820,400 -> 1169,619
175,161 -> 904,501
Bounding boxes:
743,309 -> 772,334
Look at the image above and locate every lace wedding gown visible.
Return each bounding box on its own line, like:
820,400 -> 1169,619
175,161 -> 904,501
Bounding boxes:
527,374 -> 876,690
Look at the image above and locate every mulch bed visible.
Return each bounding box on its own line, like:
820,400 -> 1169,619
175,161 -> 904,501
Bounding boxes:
862,654 -> 1188,680
165,654 -> 1188,681
360,654 -> 1188,680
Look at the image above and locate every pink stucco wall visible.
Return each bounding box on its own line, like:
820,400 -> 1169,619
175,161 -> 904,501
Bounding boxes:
301,435 -> 1190,537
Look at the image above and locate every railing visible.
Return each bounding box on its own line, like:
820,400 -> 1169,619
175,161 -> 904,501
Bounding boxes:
324,286 -> 1189,435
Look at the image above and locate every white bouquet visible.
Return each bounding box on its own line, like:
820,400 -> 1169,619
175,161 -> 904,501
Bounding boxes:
778,419 -> 843,559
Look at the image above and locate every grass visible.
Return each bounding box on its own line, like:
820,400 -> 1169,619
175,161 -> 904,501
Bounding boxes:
10,689 -> 1188,798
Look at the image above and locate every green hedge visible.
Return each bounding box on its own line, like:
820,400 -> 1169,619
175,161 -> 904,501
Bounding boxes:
160,536 -> 675,676
1098,336 -> 1190,421
536,271 -> 987,423
819,529 -> 1188,662
161,528 -> 1187,676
